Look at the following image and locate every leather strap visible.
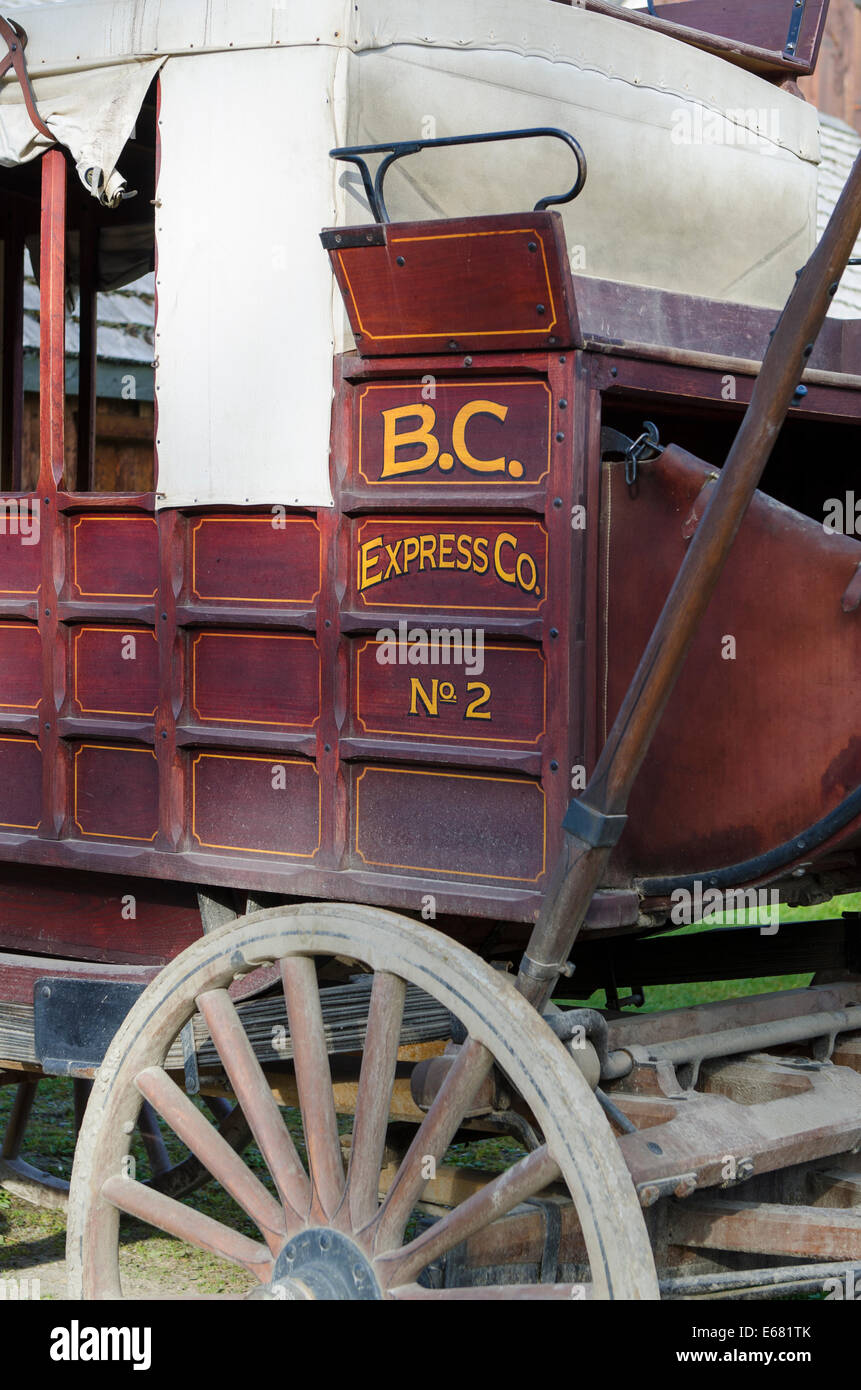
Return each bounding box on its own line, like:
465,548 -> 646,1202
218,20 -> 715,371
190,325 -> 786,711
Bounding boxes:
0,17 -> 54,141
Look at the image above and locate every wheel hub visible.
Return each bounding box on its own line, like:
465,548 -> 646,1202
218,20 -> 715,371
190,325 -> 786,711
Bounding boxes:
260,1228 -> 382,1301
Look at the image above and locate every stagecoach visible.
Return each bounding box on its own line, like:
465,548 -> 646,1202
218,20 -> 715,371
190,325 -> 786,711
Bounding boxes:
0,0 -> 860,1301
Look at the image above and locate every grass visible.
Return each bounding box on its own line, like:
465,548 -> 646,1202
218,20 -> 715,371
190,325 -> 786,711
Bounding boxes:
558,892 -> 861,1013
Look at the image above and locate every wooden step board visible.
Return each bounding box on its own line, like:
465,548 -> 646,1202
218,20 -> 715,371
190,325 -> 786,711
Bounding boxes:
669,1198 -> 861,1260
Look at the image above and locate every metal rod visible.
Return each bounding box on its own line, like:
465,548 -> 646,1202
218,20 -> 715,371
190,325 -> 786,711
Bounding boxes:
517,149 -> 861,1013
660,1260 -> 861,1299
636,1004 -> 861,1075
330,127 -> 587,224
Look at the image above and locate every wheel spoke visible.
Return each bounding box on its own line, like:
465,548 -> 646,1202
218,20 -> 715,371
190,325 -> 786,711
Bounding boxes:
370,1035 -> 493,1254
101,1174 -> 273,1279
377,1144 -> 562,1287
136,1066 -> 287,1252
389,1282 -> 588,1300
347,971 -> 406,1231
73,1079 -> 92,1138
137,1100 -> 171,1177
281,956 -> 345,1221
1,1080 -> 37,1161
197,988 -> 310,1225
204,1096 -> 233,1124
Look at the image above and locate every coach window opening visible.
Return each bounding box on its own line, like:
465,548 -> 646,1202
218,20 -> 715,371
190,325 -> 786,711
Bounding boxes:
0,157 -> 39,492
0,77 -> 158,499
601,394 -> 861,534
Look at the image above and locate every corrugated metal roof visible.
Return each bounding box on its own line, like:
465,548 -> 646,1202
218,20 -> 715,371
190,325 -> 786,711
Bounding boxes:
818,113 -> 861,319
22,255 -> 154,363
23,249 -> 154,397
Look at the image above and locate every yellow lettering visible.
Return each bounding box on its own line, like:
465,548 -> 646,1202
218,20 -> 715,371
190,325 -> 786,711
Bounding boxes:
419,534 -> 437,571
494,531 -> 518,585
438,534 -> 455,569
516,551 -> 538,593
456,535 -> 472,571
409,678 -> 439,716
465,682 -> 492,720
451,399 -> 509,473
402,536 -> 420,570
383,540 -> 403,579
360,537 -> 383,590
381,405 -> 440,478
472,537 -> 489,574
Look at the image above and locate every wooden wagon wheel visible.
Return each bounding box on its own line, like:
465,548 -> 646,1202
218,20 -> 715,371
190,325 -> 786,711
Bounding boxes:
67,904 -> 658,1300
0,1074 -> 251,1210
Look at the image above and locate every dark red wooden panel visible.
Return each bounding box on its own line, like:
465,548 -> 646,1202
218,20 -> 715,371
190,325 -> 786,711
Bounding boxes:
190,516 -> 321,606
71,515 -> 159,599
651,0 -> 828,72
564,0 -> 828,77
73,743 -> 159,842
72,626 -> 158,718
191,631 -> 320,729
353,517 -> 548,614
191,752 -> 320,857
354,379 -> 552,488
0,864 -> 202,965
0,736 -> 41,830
353,640 -> 546,747
323,212 -> 578,356
601,448 -> 861,882
0,623 -> 41,711
0,517 -> 40,596
0,955 -> 159,1006
353,765 -> 546,882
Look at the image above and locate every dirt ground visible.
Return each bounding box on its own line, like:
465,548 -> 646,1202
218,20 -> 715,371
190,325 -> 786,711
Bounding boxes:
0,1189 -> 258,1300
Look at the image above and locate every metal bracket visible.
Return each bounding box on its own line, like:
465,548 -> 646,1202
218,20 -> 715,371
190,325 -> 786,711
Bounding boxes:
600,422 -> 663,487
0,16 -> 53,140
784,0 -> 807,57
522,1198 -> 562,1283
562,796 -> 628,849
181,1020 -> 200,1096
34,977 -> 145,1075
638,1172 -> 699,1207
330,127 -> 587,225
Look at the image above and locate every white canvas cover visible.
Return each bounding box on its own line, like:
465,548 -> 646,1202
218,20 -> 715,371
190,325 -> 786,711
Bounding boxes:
153,47 -> 342,509
0,0 -> 824,509
0,57 -> 163,204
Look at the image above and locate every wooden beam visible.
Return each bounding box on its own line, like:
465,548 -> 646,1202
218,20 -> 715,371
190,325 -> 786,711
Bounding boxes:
669,1198 -> 861,1259
38,148 -> 65,492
